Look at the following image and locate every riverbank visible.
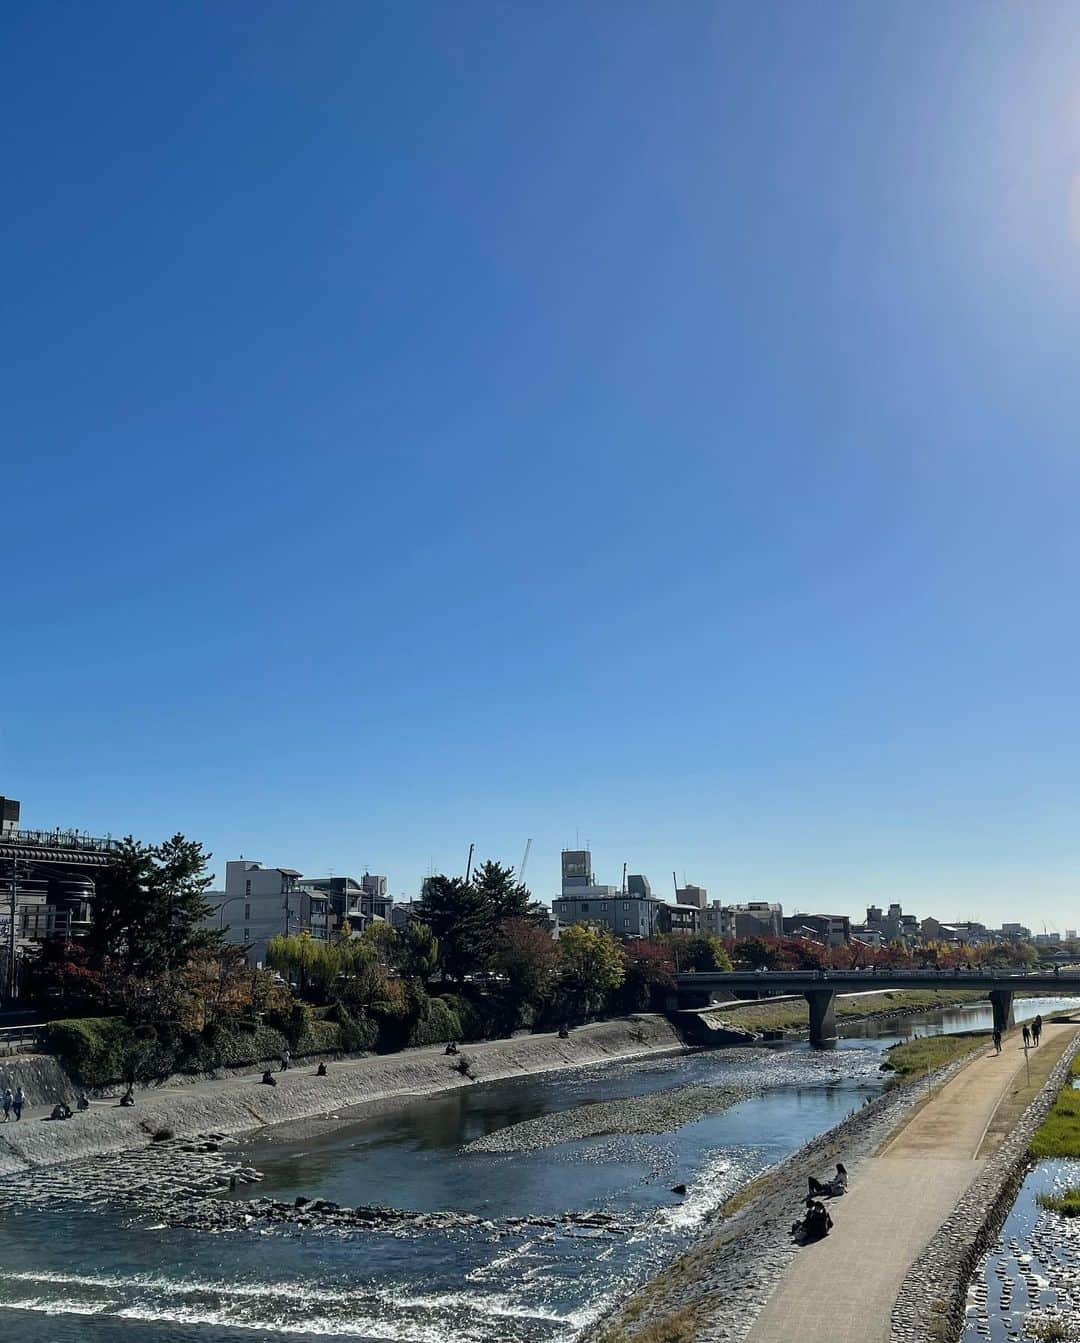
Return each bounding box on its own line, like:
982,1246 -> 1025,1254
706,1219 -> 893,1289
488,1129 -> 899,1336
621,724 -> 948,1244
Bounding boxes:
0,1014 -> 686,1176
715,987 -> 986,1036
588,1022 -> 1080,1343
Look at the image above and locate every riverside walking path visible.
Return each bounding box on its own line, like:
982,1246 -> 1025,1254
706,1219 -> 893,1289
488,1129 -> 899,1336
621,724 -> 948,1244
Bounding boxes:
743,1020 -> 1078,1343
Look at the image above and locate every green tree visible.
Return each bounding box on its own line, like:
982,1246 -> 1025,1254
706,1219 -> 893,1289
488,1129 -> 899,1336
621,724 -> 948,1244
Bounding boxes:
419,875 -> 495,982
670,933 -> 732,973
471,860 -> 545,923
397,920 -> 439,981
556,924 -> 625,1018
89,834 -> 220,980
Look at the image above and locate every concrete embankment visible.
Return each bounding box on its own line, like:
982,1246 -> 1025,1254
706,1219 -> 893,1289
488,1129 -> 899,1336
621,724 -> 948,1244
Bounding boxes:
0,1014 -> 685,1176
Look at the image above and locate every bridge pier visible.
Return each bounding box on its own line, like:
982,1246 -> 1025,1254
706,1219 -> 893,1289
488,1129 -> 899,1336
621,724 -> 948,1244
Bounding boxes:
989,989 -> 1014,1036
806,989 -> 837,1047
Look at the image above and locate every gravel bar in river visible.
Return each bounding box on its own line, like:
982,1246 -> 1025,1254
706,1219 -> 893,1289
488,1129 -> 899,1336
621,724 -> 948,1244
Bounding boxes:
463,1082 -> 751,1154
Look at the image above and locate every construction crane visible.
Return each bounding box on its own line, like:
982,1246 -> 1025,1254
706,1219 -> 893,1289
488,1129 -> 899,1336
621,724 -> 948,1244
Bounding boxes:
519,838 -> 532,883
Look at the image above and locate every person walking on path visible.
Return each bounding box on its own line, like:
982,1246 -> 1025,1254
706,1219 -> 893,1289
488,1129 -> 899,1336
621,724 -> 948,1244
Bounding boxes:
12,1087 -> 24,1121
1022,1024 -> 1031,1048
280,1048 -> 291,1072
1033,1015 -> 1043,1046
993,1029 -> 1002,1055
1,1088 -> 11,1121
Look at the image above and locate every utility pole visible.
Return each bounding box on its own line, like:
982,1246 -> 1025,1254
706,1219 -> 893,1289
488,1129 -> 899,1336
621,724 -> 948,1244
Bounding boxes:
465,843 -> 475,884
622,862 -> 627,895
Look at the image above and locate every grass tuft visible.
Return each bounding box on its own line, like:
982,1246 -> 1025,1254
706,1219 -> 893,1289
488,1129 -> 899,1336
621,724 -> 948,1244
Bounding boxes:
1036,1185 -> 1080,1216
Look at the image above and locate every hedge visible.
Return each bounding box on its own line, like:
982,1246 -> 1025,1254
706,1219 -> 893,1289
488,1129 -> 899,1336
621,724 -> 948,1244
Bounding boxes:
406,996 -> 463,1047
41,1015 -> 350,1087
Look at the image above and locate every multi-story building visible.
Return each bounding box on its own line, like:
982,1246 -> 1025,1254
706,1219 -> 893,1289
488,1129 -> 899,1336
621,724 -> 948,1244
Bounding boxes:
299,873 -> 393,934
209,859 -> 307,967
702,901 -> 782,940
0,795 -> 121,996
865,903 -> 919,944
676,884 -> 707,910
551,851 -> 661,939
655,902 -> 699,936
783,913 -> 851,947
1000,923 -> 1033,942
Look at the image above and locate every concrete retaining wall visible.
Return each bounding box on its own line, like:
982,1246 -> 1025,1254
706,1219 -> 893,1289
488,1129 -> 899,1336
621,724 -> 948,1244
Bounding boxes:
0,1054 -> 78,1107
0,1014 -> 685,1176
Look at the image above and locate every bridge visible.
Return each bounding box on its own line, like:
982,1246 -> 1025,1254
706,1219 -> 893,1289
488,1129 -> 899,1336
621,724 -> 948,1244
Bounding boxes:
674,968 -> 1080,1046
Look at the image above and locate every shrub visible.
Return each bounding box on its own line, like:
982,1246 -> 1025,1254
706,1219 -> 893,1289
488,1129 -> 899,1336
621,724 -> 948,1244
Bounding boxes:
438,993 -> 487,1041
407,996 -> 463,1047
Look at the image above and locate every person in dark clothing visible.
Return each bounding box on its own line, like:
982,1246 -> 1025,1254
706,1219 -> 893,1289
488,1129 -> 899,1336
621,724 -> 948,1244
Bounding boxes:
316,1061 -> 328,1076
119,1087 -> 135,1107
1033,1015 -> 1043,1046
12,1087 -> 25,1120
793,1201 -> 832,1241
993,1029 -> 1002,1055
261,1070 -> 277,1086
1022,1025 -> 1031,1048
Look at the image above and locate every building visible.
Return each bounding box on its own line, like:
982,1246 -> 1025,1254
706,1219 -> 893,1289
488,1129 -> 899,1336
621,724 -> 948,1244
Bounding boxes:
0,795 -> 121,996
655,902 -> 699,936
702,901 -> 782,940
551,850 -> 661,939
676,884 -> 707,910
1000,923 -> 1033,942
783,913 -> 851,947
210,859 -> 307,967
300,873 -> 393,933
865,903 -> 919,944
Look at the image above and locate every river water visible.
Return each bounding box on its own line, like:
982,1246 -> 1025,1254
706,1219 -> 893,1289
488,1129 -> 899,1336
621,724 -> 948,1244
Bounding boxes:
0,996 -> 1069,1343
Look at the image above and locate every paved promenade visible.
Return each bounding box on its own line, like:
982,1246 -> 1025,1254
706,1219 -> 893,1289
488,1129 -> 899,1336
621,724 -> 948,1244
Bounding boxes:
744,1022 -> 1077,1343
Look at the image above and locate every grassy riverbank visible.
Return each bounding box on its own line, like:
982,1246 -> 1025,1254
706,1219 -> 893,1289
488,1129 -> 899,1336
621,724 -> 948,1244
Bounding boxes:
882,1031 -> 989,1078
1029,1057 -> 1080,1158
720,988 -> 985,1035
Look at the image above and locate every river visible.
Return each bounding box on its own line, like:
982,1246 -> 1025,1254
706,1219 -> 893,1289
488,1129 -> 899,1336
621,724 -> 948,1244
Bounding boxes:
0,996 -> 1070,1343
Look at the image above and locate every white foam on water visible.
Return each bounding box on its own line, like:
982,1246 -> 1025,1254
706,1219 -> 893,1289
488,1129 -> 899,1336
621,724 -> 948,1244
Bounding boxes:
0,1298 -> 111,1316
0,1268 -> 354,1304
110,1301 -> 494,1340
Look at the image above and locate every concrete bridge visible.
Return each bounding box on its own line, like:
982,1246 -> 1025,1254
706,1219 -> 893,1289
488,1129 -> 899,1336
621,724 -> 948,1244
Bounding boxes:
675,967 -> 1080,1046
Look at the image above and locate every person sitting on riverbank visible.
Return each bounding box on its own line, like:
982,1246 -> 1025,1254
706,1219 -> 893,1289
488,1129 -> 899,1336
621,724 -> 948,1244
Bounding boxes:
76,1093 -> 90,1111
119,1087 -> 135,1107
316,1061 -> 327,1076
808,1163 -> 848,1198
50,1102 -> 72,1120
793,1200 -> 832,1241
444,1041 -> 459,1055
261,1070 -> 277,1086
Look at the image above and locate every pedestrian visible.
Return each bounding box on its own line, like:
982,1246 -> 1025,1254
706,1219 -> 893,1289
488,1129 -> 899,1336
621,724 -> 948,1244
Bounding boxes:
1,1088 -> 11,1122
12,1087 -> 24,1121
1033,1015 -> 1043,1046
280,1048 -> 290,1072
1022,1025 -> 1031,1048
993,1029 -> 1002,1054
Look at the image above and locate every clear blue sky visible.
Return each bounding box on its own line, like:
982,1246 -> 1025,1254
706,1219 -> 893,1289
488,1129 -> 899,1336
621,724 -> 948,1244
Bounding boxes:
4,2 -> 1080,929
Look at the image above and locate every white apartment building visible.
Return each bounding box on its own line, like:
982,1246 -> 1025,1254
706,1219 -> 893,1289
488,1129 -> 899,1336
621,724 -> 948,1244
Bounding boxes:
208,859 -> 314,967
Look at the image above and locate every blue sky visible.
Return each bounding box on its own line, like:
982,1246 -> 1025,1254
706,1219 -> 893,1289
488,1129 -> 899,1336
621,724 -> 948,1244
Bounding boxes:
4,2 -> 1080,928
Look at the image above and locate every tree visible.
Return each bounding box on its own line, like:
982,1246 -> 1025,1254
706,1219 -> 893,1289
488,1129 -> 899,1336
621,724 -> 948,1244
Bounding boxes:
419,875 -> 495,982
397,920 -> 439,981
493,917 -> 558,1012
88,834 -> 220,980
471,860 -> 546,923
556,924 -> 625,1018
621,939 -> 675,1011
670,934 -> 732,973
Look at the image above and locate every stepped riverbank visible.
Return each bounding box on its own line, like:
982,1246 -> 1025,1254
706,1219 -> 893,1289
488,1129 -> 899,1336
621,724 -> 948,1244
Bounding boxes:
0,1014 -> 686,1175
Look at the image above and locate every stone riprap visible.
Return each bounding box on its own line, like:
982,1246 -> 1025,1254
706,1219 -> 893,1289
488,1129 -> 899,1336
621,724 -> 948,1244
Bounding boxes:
891,1030 -> 1080,1343
0,1015 -> 685,1177
463,1083 -> 750,1154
